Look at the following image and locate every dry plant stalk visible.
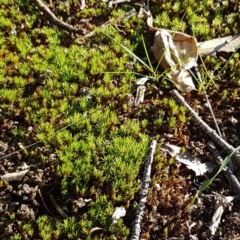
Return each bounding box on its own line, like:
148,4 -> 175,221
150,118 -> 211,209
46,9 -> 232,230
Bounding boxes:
88,227 -> 105,236
171,90 -> 240,167
131,140 -> 157,240
37,189 -> 55,216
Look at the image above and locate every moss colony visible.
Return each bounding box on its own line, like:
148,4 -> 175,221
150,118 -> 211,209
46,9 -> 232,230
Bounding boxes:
0,0 -> 239,239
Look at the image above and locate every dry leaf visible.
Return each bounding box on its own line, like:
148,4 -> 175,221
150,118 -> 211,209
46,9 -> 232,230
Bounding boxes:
1,170 -> 28,181
176,151 -> 215,176
198,33 -> 240,57
137,8 -> 198,92
161,143 -> 181,157
134,85 -> 146,107
209,196 -> 234,235
152,29 -> 198,92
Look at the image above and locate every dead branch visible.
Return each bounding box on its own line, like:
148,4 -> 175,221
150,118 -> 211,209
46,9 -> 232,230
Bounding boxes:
131,140 -> 157,240
32,0 -> 82,34
171,90 -> 240,167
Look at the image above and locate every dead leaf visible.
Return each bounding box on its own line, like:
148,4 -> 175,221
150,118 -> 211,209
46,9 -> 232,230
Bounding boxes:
1,170 -> 28,181
140,9 -> 198,92
134,85 -> 146,107
176,151 -> 215,176
151,29 -> 198,92
209,196 -> 234,235
161,143 -> 181,157
198,33 -> 240,57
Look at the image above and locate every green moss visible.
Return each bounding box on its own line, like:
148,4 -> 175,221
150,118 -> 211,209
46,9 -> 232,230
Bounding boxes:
0,0 -> 239,238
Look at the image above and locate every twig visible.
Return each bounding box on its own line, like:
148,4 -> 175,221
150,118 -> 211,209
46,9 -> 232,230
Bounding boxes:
37,189 -> 55,216
83,8 -> 136,39
207,141 -> 240,197
171,90 -> 240,167
191,65 -> 222,137
32,0 -> 137,38
32,0 -> 82,34
130,140 -> 157,240
49,190 -> 68,218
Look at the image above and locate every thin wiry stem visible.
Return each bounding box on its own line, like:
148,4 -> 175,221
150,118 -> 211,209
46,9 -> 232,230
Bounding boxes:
191,64 -> 222,137
130,140 -> 157,240
85,9 -> 136,39
207,141 -> 240,197
171,90 -> 240,167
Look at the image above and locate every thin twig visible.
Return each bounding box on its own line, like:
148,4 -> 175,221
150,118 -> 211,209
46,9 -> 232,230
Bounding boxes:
49,190 -> 68,218
130,140 -> 157,240
0,141 -> 41,160
32,0 -> 82,33
37,189 -> 55,216
191,65 -> 233,171
191,64 -> 222,137
84,8 -> 136,39
171,90 -> 240,167
207,141 -> 240,197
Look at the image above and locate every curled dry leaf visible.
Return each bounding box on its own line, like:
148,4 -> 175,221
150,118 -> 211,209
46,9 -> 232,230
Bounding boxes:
151,29 -> 198,92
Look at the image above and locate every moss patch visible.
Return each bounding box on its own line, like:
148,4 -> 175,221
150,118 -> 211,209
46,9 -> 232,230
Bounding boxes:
0,0 -> 240,239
